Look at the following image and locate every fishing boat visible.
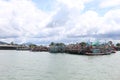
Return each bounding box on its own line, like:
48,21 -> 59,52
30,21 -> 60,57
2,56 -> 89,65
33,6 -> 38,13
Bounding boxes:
85,48 -> 111,55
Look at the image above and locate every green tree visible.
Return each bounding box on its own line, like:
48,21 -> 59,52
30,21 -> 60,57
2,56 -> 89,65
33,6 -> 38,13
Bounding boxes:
10,42 -> 14,45
49,42 -> 55,46
59,43 -> 65,46
116,43 -> 120,47
80,42 -> 86,46
29,44 -> 37,49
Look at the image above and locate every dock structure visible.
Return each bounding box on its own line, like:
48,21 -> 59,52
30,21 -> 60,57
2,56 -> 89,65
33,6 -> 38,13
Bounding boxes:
31,46 -> 49,52
64,41 -> 116,55
16,45 -> 30,50
49,42 -> 66,53
65,44 -> 81,54
0,45 -> 17,50
65,43 -> 90,55
115,47 -> 120,51
0,41 -> 117,55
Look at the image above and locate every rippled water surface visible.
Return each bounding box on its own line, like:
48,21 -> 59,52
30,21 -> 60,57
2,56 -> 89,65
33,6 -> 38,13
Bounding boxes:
0,50 -> 120,80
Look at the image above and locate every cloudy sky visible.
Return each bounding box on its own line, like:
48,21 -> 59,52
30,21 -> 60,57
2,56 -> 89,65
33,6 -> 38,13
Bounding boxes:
0,0 -> 120,44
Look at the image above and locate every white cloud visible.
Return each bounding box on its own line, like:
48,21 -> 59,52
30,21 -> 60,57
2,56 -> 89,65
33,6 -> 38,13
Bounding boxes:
0,0 -> 51,43
100,0 -> 120,8
52,7 -> 120,41
102,9 -> 120,31
0,0 -> 120,44
57,0 -> 93,10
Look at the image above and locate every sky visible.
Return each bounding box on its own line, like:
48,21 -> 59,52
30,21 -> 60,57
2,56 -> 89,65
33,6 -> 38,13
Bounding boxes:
0,0 -> 120,45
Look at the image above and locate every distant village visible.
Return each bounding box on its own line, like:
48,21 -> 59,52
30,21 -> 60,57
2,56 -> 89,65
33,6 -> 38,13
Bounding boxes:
0,41 -> 120,55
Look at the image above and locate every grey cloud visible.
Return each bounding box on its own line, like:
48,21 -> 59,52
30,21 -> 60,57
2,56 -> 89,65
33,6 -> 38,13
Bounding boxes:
31,29 -> 60,38
67,30 -> 120,40
46,6 -> 70,28
0,28 -> 19,39
93,31 -> 120,39
0,35 -> 18,39
113,17 -> 120,24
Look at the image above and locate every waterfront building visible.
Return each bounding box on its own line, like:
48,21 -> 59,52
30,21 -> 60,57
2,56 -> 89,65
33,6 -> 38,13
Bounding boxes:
31,46 -> 48,52
0,44 -> 17,50
49,43 -> 66,53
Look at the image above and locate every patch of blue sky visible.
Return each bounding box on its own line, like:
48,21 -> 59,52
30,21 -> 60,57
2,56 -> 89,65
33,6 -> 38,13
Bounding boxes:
4,0 -> 10,1
32,0 -> 57,12
82,0 -> 120,16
